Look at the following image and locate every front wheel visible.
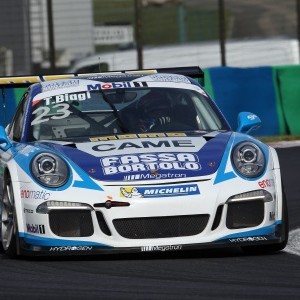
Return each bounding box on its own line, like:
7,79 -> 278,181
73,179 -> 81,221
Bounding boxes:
1,175 -> 19,258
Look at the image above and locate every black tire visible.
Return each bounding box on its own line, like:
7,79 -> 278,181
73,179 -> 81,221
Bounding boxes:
242,185 -> 289,255
1,175 -> 19,258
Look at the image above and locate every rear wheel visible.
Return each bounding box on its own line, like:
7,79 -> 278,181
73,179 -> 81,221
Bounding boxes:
242,186 -> 289,255
1,175 -> 19,258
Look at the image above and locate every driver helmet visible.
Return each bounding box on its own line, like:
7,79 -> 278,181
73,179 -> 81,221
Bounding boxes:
138,90 -> 170,118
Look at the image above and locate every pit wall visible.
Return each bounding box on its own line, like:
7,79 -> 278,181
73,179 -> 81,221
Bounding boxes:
1,65 -> 300,137
204,65 -> 300,136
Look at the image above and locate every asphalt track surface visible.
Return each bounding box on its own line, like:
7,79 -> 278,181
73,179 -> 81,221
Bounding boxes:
0,146 -> 300,299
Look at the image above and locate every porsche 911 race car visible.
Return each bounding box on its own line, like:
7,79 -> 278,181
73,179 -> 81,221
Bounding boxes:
0,67 -> 288,257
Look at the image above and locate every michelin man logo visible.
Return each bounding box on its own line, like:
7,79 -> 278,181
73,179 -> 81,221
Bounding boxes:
120,187 -> 143,198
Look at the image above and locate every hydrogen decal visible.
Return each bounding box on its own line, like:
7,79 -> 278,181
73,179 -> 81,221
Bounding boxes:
87,81 -> 148,90
216,221 -> 281,242
21,190 -> 51,200
120,184 -> 200,198
20,233 -> 110,247
141,245 -> 182,252
92,139 -> 195,152
123,172 -> 187,181
90,132 -> 187,142
101,153 -> 201,175
229,236 -> 268,243
43,91 -> 91,105
26,224 -> 45,234
50,246 -> 93,252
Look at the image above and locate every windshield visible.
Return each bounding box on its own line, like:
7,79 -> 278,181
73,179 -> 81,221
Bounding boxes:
28,87 -> 228,141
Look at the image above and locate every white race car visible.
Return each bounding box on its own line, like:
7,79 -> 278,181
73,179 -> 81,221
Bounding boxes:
0,67 -> 288,257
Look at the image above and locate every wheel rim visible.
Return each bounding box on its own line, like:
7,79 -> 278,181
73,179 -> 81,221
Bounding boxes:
1,179 -> 15,251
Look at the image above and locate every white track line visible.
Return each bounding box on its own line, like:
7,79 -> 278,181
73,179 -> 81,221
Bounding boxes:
284,228 -> 300,256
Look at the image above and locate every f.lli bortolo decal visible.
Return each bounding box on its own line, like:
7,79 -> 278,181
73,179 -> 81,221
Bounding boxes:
120,184 -> 200,198
101,153 -> 201,175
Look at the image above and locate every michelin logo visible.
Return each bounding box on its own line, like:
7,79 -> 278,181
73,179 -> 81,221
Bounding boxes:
120,184 -> 200,198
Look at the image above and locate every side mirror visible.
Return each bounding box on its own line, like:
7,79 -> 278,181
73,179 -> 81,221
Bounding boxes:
0,126 -> 12,151
237,112 -> 261,134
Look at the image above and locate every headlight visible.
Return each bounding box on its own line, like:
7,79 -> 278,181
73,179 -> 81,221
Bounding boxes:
231,142 -> 265,178
31,153 -> 69,187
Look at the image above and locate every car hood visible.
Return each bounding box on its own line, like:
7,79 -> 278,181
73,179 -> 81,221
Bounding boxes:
38,131 -> 233,182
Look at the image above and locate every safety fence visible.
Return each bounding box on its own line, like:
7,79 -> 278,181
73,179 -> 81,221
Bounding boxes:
1,65 -> 300,137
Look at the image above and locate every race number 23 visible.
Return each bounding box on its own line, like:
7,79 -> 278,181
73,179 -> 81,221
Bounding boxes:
31,103 -> 71,125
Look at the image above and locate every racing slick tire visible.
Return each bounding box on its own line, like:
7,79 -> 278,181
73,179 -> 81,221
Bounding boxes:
241,185 -> 289,255
1,175 -> 20,258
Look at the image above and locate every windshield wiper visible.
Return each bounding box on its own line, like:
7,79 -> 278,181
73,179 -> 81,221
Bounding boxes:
98,89 -> 129,133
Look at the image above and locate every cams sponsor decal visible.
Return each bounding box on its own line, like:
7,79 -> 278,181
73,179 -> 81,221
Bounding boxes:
229,236 -> 268,243
21,190 -> 51,200
90,132 -> 187,141
101,153 -> 201,175
123,172 -> 186,181
141,245 -> 182,252
26,224 -> 45,234
258,179 -> 274,188
50,246 -> 93,251
92,139 -> 195,151
87,81 -> 148,90
120,184 -> 200,198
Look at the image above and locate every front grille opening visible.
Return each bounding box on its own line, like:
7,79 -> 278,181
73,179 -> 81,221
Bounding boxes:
226,200 -> 264,229
211,205 -> 224,231
96,211 -> 112,236
49,210 -> 94,237
113,214 -> 209,239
